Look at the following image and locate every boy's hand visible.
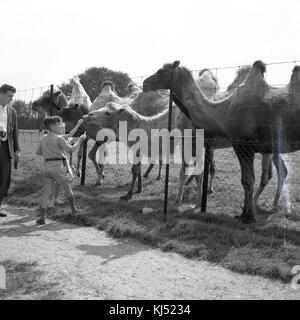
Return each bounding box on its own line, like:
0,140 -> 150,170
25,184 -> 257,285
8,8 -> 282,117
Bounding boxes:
77,119 -> 84,126
80,132 -> 87,141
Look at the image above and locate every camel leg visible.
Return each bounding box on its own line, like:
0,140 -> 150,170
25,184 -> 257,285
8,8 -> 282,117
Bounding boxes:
74,140 -> 83,177
88,141 -> 106,186
233,145 -> 256,224
272,154 -> 288,212
174,162 -> 189,206
194,173 -> 204,208
157,160 -> 162,180
208,149 -> 216,194
254,154 -> 273,211
143,163 -> 154,179
135,163 -> 143,194
120,164 -> 139,201
185,175 -> 195,186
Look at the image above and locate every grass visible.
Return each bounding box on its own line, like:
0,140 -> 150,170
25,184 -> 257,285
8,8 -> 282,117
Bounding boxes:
7,131 -> 300,283
0,260 -> 61,300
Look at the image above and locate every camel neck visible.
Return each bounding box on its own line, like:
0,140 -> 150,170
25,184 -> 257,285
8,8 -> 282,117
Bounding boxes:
172,68 -> 229,135
101,86 -> 114,95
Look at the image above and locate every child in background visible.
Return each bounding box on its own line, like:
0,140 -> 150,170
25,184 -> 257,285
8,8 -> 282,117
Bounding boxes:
36,116 -> 86,225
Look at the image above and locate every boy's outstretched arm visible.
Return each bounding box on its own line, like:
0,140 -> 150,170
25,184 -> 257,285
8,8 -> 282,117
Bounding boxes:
59,132 -> 87,153
64,119 -> 84,139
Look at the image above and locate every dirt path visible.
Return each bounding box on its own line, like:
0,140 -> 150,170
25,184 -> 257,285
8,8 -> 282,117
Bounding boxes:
0,204 -> 299,300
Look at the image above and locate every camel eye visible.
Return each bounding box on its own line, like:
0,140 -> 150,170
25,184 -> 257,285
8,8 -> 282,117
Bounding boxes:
157,69 -> 163,75
105,111 -> 111,116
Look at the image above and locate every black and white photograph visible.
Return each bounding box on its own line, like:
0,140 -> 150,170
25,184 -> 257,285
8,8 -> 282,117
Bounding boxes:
0,0 -> 300,306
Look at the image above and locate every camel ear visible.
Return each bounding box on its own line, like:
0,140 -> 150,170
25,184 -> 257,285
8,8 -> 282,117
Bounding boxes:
172,61 -> 180,69
53,91 -> 61,97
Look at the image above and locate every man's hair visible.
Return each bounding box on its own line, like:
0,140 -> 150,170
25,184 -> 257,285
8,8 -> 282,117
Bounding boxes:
0,84 -> 16,94
43,116 -> 63,130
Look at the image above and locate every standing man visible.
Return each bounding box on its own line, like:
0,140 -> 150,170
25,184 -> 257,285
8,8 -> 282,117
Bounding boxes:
0,84 -> 19,217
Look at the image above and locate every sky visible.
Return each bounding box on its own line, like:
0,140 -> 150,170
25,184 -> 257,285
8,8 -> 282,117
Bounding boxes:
1,0 -> 300,94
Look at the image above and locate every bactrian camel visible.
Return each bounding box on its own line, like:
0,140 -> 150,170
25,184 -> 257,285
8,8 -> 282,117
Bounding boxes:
83,101 -> 183,201
143,60 -> 299,223
185,67 -> 288,212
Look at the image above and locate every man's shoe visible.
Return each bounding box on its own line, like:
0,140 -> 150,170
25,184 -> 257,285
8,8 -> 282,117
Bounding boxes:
0,212 -> 7,217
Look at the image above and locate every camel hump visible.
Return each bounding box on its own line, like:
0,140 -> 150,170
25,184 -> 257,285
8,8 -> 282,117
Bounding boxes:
253,60 -> 266,75
290,65 -> 300,91
292,65 -> 300,75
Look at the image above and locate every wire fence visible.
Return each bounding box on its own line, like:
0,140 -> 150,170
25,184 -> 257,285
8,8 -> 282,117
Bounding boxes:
12,60 -> 300,216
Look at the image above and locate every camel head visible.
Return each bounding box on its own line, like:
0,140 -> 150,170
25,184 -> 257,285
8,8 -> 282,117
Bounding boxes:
83,102 -> 126,131
143,60 -> 181,92
58,102 -> 89,134
32,90 -> 68,114
101,80 -> 115,92
69,75 -> 80,87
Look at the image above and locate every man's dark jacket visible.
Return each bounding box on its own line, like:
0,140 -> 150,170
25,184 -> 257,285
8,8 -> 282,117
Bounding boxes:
0,105 -> 20,158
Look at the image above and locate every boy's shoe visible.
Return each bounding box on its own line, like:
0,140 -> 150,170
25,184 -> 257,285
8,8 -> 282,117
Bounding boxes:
36,216 -> 46,225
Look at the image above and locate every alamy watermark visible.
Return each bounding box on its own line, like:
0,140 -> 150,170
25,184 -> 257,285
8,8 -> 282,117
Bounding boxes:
95,122 -> 205,175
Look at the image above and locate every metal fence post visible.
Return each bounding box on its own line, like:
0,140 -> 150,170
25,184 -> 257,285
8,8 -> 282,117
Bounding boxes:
201,133 -> 210,212
81,138 -> 88,185
163,91 -> 173,218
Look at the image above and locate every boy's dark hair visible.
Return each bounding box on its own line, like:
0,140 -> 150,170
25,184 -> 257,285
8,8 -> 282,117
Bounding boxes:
0,84 -> 16,94
43,116 -> 63,130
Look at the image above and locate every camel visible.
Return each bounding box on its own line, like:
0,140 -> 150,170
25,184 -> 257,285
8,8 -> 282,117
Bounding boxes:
90,80 -> 132,111
143,60 -> 300,223
69,76 -> 92,108
83,102 -> 190,202
185,67 -> 288,212
126,82 -> 142,99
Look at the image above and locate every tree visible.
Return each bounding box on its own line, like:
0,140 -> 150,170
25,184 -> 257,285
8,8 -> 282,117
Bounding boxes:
60,66 -> 133,102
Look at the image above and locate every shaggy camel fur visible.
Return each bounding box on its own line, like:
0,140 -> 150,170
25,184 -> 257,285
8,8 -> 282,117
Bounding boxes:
143,60 -> 300,223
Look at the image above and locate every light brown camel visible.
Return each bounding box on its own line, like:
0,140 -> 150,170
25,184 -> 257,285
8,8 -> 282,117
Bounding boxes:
143,60 -> 300,223
83,102 -> 182,201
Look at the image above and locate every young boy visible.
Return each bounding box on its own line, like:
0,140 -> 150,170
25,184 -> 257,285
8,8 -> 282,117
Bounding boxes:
36,116 -> 86,225
47,119 -> 84,211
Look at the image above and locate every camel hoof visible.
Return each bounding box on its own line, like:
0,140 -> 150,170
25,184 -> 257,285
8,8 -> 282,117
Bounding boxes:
235,214 -> 256,224
120,194 -> 133,201
173,198 -> 182,207
285,214 -> 300,222
256,204 -> 278,214
135,188 -> 142,194
75,170 -> 81,177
